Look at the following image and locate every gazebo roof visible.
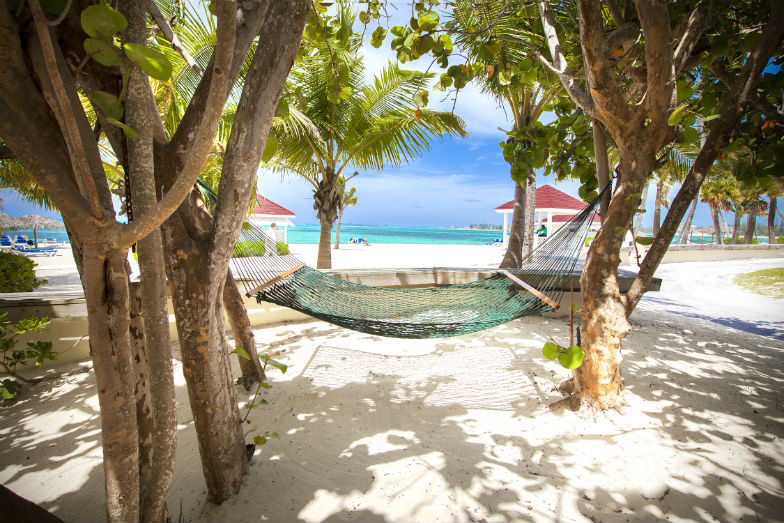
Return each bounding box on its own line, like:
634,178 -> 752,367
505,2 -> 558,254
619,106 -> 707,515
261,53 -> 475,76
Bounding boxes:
495,184 -> 587,214
253,195 -> 295,217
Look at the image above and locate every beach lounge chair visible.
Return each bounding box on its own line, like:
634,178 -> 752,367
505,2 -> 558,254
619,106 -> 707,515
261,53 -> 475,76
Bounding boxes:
0,238 -> 13,252
13,245 -> 57,256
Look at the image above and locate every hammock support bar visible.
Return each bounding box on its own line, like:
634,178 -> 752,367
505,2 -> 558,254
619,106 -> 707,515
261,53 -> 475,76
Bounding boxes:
499,270 -> 560,311
245,263 -> 306,297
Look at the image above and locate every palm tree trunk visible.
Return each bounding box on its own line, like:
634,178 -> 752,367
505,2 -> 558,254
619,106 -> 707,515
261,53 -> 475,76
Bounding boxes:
334,208 -> 344,249
317,217 -> 333,269
744,207 -> 758,244
653,178 -> 665,236
768,197 -> 777,244
500,181 -> 525,268
710,204 -> 723,244
718,210 -> 729,241
731,206 -> 741,244
522,171 -> 536,259
678,197 -> 697,243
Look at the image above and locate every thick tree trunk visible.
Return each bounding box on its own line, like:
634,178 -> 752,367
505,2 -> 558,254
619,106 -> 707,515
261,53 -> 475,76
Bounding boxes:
678,197 -> 697,243
768,197 -> 777,244
317,217 -> 333,269
334,208 -> 344,249
500,181 -> 526,268
731,206 -> 742,244
163,223 -> 247,503
522,171 -> 537,259
81,247 -> 140,522
593,119 -> 611,218
224,270 -> 263,388
745,207 -> 758,244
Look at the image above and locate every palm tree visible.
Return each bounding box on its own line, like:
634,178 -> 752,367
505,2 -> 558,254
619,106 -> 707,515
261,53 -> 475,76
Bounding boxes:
700,165 -> 741,245
334,178 -> 358,249
267,7 -> 466,269
452,0 -> 563,267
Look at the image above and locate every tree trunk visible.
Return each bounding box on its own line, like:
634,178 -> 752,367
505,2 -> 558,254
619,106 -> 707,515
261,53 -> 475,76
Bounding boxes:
710,204 -> 723,244
593,119 -> 610,218
163,219 -> 247,503
745,207 -> 758,244
81,247 -> 141,522
500,181 -> 526,268
768,197 -> 777,244
678,197 -> 697,243
317,217 -> 333,269
522,171 -> 537,259
224,270 -> 263,388
123,2 -> 177,516
334,208 -> 344,249
731,206 -> 742,244
652,178 -> 665,236
630,182 -> 649,260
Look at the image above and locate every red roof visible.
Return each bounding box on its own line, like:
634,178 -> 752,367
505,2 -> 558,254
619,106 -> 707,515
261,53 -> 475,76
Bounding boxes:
253,195 -> 295,217
550,214 -> 601,224
495,184 -> 587,212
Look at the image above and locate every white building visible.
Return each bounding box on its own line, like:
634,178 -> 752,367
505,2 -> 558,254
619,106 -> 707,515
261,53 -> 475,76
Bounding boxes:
248,194 -> 296,243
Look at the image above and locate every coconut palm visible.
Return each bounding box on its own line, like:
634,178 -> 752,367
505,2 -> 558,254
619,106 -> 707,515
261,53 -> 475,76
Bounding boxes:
700,164 -> 741,245
266,7 -> 466,269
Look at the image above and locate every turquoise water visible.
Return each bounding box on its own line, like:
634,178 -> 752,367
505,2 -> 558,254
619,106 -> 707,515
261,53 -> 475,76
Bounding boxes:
6,226 -> 504,245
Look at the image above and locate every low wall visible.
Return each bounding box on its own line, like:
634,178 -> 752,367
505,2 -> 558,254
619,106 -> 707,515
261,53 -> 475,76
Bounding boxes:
659,244 -> 784,263
0,266 -> 659,368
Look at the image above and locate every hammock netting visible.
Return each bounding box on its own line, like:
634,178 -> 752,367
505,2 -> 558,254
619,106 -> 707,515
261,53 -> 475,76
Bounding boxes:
201,182 -> 602,339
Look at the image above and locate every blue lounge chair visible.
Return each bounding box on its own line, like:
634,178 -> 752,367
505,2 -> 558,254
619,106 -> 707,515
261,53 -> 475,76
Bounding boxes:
13,245 -> 57,256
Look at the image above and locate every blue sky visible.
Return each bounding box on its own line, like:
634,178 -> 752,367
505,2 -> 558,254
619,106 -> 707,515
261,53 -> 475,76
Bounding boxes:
2,13 -> 722,231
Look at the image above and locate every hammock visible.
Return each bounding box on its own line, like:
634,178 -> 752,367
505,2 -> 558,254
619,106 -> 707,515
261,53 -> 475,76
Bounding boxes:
201,182 -> 602,339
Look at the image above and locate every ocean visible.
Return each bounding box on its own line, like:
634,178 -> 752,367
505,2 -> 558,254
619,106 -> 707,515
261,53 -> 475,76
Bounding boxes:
6,226 -> 504,245
6,226 -> 771,245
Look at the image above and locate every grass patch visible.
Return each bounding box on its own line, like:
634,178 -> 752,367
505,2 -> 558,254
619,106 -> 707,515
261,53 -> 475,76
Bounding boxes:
732,267 -> 784,299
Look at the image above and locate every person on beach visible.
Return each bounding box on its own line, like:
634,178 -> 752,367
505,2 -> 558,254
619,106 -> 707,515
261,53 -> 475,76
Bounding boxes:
536,224 -> 547,237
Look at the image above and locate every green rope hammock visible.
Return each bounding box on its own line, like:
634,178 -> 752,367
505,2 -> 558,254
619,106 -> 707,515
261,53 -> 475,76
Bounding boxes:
200,181 -> 603,339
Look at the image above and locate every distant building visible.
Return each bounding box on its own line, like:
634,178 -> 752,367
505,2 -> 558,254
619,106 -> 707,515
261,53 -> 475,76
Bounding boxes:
249,195 -> 295,243
494,185 -> 601,244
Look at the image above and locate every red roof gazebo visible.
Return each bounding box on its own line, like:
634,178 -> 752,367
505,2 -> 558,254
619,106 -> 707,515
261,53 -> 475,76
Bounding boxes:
250,195 -> 296,242
494,185 -> 600,243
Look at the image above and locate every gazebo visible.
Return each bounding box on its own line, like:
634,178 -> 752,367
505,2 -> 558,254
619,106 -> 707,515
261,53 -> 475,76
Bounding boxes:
249,194 -> 296,243
494,185 -> 600,244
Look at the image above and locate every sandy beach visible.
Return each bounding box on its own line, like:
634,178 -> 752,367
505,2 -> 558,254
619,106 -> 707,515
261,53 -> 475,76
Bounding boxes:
2,245 -> 784,522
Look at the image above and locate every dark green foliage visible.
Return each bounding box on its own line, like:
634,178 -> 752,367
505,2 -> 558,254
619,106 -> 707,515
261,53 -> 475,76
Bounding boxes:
0,252 -> 46,292
724,238 -> 760,244
776,237 -> 784,244
634,236 -> 655,246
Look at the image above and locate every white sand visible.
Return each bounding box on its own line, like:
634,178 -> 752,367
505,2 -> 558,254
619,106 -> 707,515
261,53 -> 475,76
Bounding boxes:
2,248 -> 784,522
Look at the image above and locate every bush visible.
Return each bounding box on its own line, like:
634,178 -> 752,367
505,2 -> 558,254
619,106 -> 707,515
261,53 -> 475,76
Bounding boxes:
776,237 -> 784,244
275,242 -> 290,256
724,237 -> 760,244
0,252 -> 46,292
233,241 -> 267,258
0,312 -> 56,404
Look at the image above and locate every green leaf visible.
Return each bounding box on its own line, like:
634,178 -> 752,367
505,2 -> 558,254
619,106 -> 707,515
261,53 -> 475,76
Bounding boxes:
266,358 -> 288,374
439,34 -> 453,53
542,342 -> 559,360
558,345 -> 585,370
418,10 -> 439,31
370,26 -> 387,48
261,136 -> 278,163
498,70 -> 512,86
327,84 -> 341,103
667,104 -> 688,126
123,43 -> 173,81
81,4 -> 127,38
106,118 -> 138,138
253,436 -> 268,445
83,38 -> 121,67
91,90 -> 123,121
339,86 -> 352,100
232,346 -> 251,360
264,431 -> 280,439
413,89 -> 429,107
703,114 -> 720,122
359,10 -> 370,24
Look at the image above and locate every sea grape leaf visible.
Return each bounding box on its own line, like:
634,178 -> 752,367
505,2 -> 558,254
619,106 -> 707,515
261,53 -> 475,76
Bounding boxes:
558,345 -> 585,369
84,38 -> 121,67
91,90 -> 123,121
81,4 -> 127,38
542,342 -> 559,360
123,43 -> 173,81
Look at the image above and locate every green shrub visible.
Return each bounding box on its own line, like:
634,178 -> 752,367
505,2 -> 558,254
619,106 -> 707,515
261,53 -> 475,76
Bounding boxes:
634,236 -> 654,246
0,252 -> 46,292
275,242 -> 290,256
776,237 -> 784,244
724,237 -> 760,244
0,312 -> 56,404
233,241 -> 267,258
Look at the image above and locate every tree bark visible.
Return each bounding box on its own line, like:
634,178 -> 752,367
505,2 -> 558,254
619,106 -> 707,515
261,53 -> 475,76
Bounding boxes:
122,3 -> 176,519
678,197 -> 697,243
500,181 -> 526,268
744,207 -> 758,244
334,208 -> 344,249
224,270 -> 263,388
731,205 -> 742,244
768,197 -> 777,244
522,170 -> 537,259
652,178 -> 665,236
317,217 -> 334,269
709,203 -> 722,244
593,119 -> 611,218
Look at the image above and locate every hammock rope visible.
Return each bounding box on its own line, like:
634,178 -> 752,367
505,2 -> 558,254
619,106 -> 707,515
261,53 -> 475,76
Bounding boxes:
199,181 -> 603,339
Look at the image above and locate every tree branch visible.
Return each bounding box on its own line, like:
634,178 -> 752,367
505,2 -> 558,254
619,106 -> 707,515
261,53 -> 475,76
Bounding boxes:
146,0 -> 204,77
119,0 -> 238,248
635,0 -> 675,128
672,0 -> 710,75
536,0 -> 594,114
604,0 -> 625,26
